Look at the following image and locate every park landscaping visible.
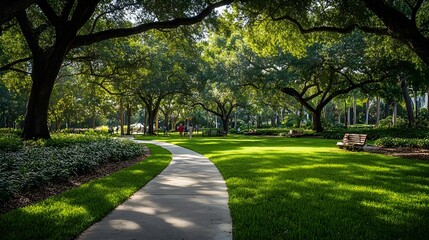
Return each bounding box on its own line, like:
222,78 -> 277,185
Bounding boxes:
0,132 -> 428,239
1,1 -> 429,239
148,135 -> 429,240
0,138 -> 172,240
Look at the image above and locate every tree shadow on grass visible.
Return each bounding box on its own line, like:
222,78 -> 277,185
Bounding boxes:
222,149 -> 429,240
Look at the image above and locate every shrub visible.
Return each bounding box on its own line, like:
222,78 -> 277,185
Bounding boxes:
243,128 -> 286,136
0,134 -> 23,152
374,137 -> 429,149
0,138 -> 147,203
322,127 -> 429,140
378,116 -> 407,128
242,128 -> 315,136
0,128 -> 22,135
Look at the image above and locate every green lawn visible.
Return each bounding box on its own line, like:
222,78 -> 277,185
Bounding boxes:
149,134 -> 429,240
2,134 -> 429,239
0,144 -> 171,240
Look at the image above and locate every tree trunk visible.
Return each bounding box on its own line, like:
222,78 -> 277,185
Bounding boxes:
145,102 -> 160,135
155,110 -> 159,132
344,100 -> 348,128
126,104 -> 131,135
22,56 -> 61,139
312,109 -> 323,132
392,100 -> 397,126
427,88 -> 429,124
347,107 -> 351,126
353,98 -> 357,125
401,78 -> 415,127
119,98 -> 124,136
221,116 -> 229,135
297,105 -> 303,128
365,98 -> 370,125
414,89 -> 418,119
376,96 -> 381,126
147,108 -> 155,135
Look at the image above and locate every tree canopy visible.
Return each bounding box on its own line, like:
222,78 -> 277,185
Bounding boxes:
1,0 -> 429,138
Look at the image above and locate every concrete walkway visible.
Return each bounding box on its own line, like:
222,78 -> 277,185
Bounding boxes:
78,140 -> 232,240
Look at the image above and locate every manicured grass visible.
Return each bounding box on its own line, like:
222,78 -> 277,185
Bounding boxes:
0,144 -> 171,240
161,135 -> 429,240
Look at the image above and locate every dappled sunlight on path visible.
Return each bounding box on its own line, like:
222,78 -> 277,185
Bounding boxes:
78,140 -> 232,240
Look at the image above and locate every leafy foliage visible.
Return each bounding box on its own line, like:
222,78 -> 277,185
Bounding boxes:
0,137 -> 147,203
375,137 -> 429,149
0,134 -> 23,152
0,144 -> 171,240
322,127 -> 429,140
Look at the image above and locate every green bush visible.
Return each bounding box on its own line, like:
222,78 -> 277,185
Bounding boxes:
378,116 -> 407,128
0,138 -> 147,203
0,128 -> 22,135
0,134 -> 23,152
374,137 -> 429,148
242,128 -> 315,136
243,128 -> 287,136
322,127 -> 429,140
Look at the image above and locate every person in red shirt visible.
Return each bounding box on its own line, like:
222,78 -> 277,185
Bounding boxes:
178,123 -> 184,138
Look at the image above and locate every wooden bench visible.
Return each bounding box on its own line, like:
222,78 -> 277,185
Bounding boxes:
202,129 -> 226,137
288,129 -> 304,137
336,133 -> 367,150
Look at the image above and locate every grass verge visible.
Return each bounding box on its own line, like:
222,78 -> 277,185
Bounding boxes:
163,135 -> 429,240
0,144 -> 171,240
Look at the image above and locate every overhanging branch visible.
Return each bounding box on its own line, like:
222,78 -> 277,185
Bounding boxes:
71,0 -> 233,48
272,15 -> 389,36
0,56 -> 32,73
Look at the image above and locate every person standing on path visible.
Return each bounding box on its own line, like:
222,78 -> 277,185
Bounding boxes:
178,123 -> 184,138
188,123 -> 193,140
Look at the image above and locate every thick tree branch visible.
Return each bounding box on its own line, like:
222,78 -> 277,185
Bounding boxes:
281,87 -> 316,113
61,0 -> 76,22
16,11 -> 40,54
0,0 -> 36,26
9,68 -> 31,75
411,0 -> 423,23
271,14 -> 389,36
91,79 -> 130,96
0,57 -> 32,72
321,77 -> 384,108
38,0 -> 61,28
194,102 -> 223,118
71,0 -> 233,48
89,2 -> 139,34
69,0 -> 100,32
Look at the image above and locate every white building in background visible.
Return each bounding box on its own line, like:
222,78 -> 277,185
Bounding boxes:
411,92 -> 428,110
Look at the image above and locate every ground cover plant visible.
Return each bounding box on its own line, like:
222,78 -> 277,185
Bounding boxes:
159,135 -> 429,240
375,137 -> 429,149
0,144 -> 171,240
322,127 -> 429,140
0,134 -> 147,203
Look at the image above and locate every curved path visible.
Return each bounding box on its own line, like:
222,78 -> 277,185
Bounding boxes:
78,140 -> 232,240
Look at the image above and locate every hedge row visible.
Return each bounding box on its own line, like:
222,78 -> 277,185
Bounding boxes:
0,138 -> 147,203
241,128 -> 315,136
321,127 -> 429,140
374,137 -> 429,149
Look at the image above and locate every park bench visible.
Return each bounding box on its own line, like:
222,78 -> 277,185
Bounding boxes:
287,129 -> 304,137
202,129 -> 226,137
336,133 -> 367,150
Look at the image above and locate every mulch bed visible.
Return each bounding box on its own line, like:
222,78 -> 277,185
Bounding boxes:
0,150 -> 150,215
367,146 -> 429,161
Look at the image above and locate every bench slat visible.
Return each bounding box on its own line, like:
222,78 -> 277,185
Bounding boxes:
337,133 -> 367,150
